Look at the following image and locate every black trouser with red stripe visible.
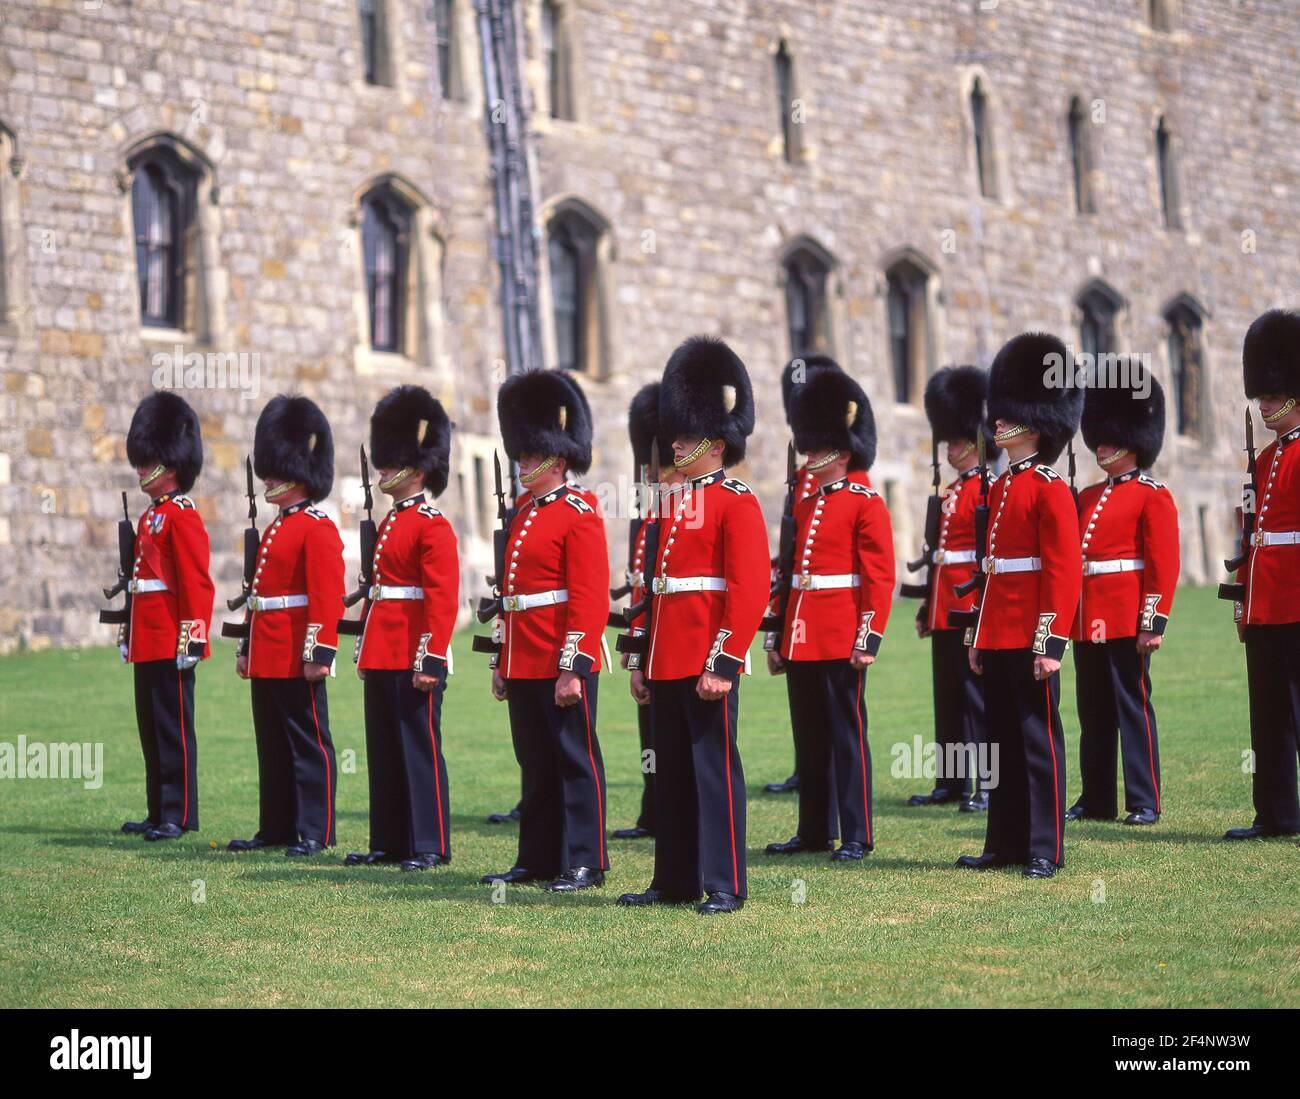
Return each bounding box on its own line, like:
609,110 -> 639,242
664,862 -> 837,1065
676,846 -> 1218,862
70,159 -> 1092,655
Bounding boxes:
980,648 -> 1067,866
634,701 -> 655,831
132,660 -> 199,831
506,672 -> 607,874
648,676 -> 747,900
931,628 -> 988,797
249,677 -> 337,847
786,660 -> 874,848
1243,623 -> 1300,833
1073,638 -> 1161,816
363,670 -> 451,858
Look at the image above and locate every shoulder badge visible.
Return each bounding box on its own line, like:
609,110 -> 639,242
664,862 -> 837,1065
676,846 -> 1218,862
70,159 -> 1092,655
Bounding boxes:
171,494 -> 195,510
418,503 -> 442,520
1034,465 -> 1061,483
1138,475 -> 1164,490
721,478 -> 751,495
305,506 -> 327,521
564,493 -> 594,515
848,483 -> 877,497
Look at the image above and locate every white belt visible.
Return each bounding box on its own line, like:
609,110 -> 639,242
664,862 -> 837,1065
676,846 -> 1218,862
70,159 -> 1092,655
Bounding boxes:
128,579 -> 169,593
1084,558 -> 1145,576
982,556 -> 1041,575
370,585 -> 423,601
249,594 -> 309,612
935,550 -> 976,565
1255,530 -> 1300,547
791,573 -> 860,591
652,575 -> 727,595
502,589 -> 569,612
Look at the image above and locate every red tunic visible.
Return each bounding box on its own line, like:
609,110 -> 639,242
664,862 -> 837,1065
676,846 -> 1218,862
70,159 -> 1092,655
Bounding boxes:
1072,470 -> 1180,641
1239,426 -> 1300,626
498,484 -> 610,680
246,500 -> 346,679
126,492 -> 215,664
645,469 -> 771,681
779,478 -> 895,661
971,456 -> 1082,659
926,467 -> 982,633
356,492 -> 460,676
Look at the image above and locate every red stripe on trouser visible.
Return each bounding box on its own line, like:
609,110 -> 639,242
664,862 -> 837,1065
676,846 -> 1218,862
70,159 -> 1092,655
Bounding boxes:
855,669 -> 871,847
177,672 -> 190,829
427,693 -> 447,855
1045,680 -> 1061,864
580,688 -> 606,866
723,696 -> 739,895
308,684 -> 332,843
1139,660 -> 1161,813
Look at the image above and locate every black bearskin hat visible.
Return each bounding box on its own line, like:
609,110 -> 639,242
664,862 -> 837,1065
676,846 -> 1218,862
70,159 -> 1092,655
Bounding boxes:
790,368 -> 876,472
780,353 -> 842,423
1243,308 -> 1300,399
628,382 -> 673,469
1081,367 -> 1166,470
659,336 -> 756,466
986,332 -> 1084,464
923,365 -> 1001,458
369,385 -> 452,497
497,369 -> 593,475
126,391 -> 204,493
253,394 -> 335,501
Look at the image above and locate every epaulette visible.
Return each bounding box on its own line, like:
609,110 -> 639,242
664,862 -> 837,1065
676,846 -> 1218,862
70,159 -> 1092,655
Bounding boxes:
305,506 -> 328,521
418,503 -> 442,520
564,493 -> 595,514
170,494 -> 196,509
721,478 -> 751,495
1138,475 -> 1164,490
848,483 -> 877,497
1034,465 -> 1061,482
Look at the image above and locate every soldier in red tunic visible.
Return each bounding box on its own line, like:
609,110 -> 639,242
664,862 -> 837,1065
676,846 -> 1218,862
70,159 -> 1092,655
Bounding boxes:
1069,367 -> 1179,826
480,370 -> 612,892
114,392 -> 215,841
958,333 -> 1083,879
345,386 -> 458,871
1226,308 -> 1300,840
906,366 -> 997,812
618,337 -> 771,915
228,396 -> 346,857
765,368 -> 894,861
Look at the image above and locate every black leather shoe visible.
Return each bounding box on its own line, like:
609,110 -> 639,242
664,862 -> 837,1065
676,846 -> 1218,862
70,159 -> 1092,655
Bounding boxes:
831,842 -> 867,861
1223,824 -> 1299,840
227,836 -> 278,852
144,822 -> 183,841
765,835 -> 831,855
1064,802 -> 1086,821
121,819 -> 156,835
286,839 -> 326,857
480,866 -> 545,885
762,773 -> 800,794
908,788 -> 961,807
1123,808 -> 1159,825
612,826 -> 653,839
618,888 -> 668,906
1023,857 -> 1057,879
545,866 -> 604,892
401,853 -> 448,872
959,793 -> 989,813
697,891 -> 743,915
955,852 -> 1013,870
486,806 -> 521,824
344,849 -> 394,866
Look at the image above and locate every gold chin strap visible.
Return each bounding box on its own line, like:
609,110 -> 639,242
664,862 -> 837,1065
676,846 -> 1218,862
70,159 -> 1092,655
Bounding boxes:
1264,398 -> 1298,424
805,449 -> 843,472
1098,447 -> 1130,467
519,455 -> 557,485
139,463 -> 167,489
379,467 -> 416,492
674,437 -> 713,469
952,441 -> 975,464
993,424 -> 1029,444
265,481 -> 298,501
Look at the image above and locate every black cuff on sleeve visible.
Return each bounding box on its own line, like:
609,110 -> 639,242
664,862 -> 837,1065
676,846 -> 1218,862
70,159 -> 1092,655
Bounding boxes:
561,651 -> 595,675
1146,614 -> 1168,636
417,655 -> 448,679
707,651 -> 744,681
306,644 -> 337,667
854,632 -> 883,658
1040,635 -> 1068,661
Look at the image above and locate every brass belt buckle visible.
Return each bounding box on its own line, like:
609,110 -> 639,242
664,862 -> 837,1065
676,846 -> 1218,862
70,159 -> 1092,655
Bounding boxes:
1253,530 -> 1265,547
983,557 -> 995,575
652,577 -> 667,595
798,573 -> 813,590
503,595 -> 521,612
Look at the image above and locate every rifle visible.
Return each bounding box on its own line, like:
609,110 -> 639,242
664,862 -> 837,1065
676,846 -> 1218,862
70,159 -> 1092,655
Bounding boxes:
948,431 -> 990,629
609,459 -> 645,605
472,451 -> 520,657
1218,408 -> 1257,602
220,457 -> 261,640
900,436 -> 942,601
98,491 -> 135,649
340,444 -> 377,626
615,451 -> 662,658
1067,437 -> 1079,504
759,442 -> 799,635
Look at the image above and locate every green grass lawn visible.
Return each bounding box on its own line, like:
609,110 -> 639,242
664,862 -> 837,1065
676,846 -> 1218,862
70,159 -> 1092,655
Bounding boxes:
1,585 -> 1296,1008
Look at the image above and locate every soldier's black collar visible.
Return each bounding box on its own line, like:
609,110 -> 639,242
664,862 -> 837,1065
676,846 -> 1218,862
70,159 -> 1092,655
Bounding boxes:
1108,469 -> 1141,485
958,466 -> 981,482
691,468 -> 726,488
394,491 -> 427,512
150,491 -> 176,507
1009,453 -> 1040,474
1281,426 -> 1300,446
281,499 -> 312,516
819,478 -> 849,495
532,485 -> 569,508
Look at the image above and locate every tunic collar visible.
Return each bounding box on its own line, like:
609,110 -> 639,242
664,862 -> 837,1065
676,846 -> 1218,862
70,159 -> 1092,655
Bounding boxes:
1280,426 -> 1300,446
691,468 -> 726,488
819,478 -> 849,496
532,485 -> 569,508
395,491 -> 427,512
281,499 -> 311,516
1107,469 -> 1141,485
150,491 -> 176,507
1009,453 -> 1039,475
